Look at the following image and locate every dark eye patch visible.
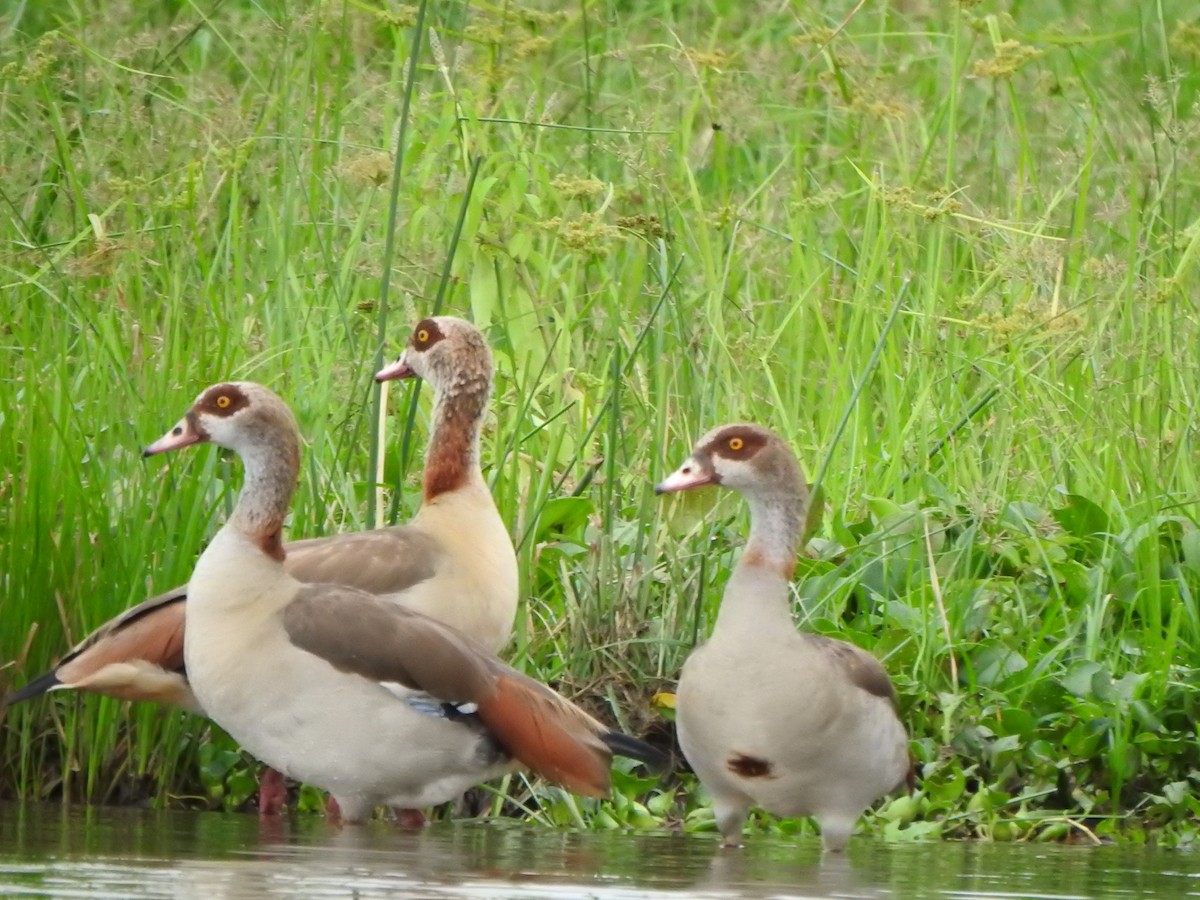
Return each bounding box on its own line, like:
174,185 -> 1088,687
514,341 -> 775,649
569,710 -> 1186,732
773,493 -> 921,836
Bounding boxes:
411,318 -> 446,350
707,426 -> 769,460
196,383 -> 249,417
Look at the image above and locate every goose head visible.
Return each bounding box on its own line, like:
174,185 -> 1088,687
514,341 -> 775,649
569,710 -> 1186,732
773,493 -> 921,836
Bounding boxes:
655,423 -> 804,501
375,317 -> 492,392
143,382 -> 299,459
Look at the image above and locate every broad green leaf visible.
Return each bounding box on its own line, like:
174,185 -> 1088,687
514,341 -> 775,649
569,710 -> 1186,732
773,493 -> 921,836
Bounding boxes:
1052,493 -> 1110,538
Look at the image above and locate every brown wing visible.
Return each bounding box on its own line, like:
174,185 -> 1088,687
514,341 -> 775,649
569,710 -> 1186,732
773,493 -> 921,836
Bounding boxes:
282,584 -> 494,700
284,526 -> 443,596
3,588 -> 191,709
4,525 -> 440,710
811,635 -> 900,710
281,586 -> 622,797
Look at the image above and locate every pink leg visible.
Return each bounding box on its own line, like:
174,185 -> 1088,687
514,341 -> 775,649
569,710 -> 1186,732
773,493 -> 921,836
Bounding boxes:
326,794 -> 343,824
395,808 -> 428,829
257,767 -> 288,818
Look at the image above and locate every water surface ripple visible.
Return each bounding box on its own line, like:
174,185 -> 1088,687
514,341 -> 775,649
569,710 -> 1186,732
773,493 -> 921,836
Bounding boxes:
0,805 -> 1196,898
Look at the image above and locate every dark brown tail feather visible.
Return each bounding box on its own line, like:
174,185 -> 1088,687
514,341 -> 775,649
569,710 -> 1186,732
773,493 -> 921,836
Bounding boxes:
600,731 -> 670,773
476,674 -> 613,797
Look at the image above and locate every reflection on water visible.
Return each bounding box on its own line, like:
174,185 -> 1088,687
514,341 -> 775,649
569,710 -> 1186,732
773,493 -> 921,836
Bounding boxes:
0,805 -> 1197,898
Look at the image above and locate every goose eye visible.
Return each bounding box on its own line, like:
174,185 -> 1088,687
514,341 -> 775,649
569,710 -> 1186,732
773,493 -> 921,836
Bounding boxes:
728,437 -> 744,451
216,395 -> 231,409
416,328 -> 430,344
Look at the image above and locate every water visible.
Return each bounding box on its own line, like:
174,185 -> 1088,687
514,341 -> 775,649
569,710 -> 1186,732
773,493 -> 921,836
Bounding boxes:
0,805 -> 1197,898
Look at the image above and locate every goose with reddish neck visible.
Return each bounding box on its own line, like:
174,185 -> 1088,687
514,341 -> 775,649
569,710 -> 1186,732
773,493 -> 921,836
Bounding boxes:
141,380 -> 660,819
6,318 -> 515,701
656,424 -> 911,852
2,317 -> 517,814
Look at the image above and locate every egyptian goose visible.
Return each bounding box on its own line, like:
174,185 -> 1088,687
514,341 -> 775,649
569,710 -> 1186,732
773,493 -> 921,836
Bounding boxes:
138,380 -> 660,820
655,424 -> 910,851
3,317 -> 516,709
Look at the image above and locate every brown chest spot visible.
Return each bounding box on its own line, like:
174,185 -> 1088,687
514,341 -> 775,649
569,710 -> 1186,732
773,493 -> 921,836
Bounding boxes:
256,528 -> 286,562
740,546 -> 796,580
727,753 -> 776,779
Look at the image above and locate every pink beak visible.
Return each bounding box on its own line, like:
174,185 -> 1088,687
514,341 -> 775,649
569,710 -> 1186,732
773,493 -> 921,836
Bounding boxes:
375,354 -> 416,383
143,416 -> 201,457
654,459 -> 716,494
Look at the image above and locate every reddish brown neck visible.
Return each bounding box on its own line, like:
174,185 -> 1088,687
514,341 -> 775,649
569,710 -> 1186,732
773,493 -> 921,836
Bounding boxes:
423,380 -> 488,502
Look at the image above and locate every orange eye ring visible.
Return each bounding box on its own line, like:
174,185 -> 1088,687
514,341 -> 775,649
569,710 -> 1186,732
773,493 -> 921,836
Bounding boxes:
729,437 -> 744,451
416,328 -> 430,343
216,395 -> 231,409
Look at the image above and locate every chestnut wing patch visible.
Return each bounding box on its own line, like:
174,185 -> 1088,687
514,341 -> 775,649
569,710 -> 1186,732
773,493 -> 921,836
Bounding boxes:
282,585 -> 634,799
3,587 -> 189,708
59,587 -> 188,679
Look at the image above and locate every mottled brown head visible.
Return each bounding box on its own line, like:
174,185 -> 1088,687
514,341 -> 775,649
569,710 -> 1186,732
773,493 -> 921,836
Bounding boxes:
375,316 -> 492,396
374,317 -> 496,502
655,424 -> 804,500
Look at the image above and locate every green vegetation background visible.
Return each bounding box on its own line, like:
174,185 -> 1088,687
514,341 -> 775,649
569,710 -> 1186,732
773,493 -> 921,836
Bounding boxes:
2,0 -> 1199,844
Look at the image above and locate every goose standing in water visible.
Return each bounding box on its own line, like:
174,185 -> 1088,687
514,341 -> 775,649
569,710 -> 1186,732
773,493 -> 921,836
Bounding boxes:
4,318 -> 519,815
141,380 -> 661,820
656,424 -> 911,851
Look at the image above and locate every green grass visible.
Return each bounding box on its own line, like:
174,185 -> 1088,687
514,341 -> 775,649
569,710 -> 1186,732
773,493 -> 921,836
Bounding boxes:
2,0 -> 1200,844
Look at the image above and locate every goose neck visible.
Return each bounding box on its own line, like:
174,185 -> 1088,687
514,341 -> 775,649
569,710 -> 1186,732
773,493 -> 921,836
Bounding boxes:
227,433 -> 299,561
712,489 -> 805,633
424,376 -> 489,502
740,490 -> 804,579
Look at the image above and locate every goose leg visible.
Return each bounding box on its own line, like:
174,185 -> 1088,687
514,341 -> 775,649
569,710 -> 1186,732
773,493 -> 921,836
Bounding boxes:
395,808 -> 428,829
325,795 -> 343,823
714,796 -> 751,849
257,767 -> 288,817
816,811 -> 855,852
